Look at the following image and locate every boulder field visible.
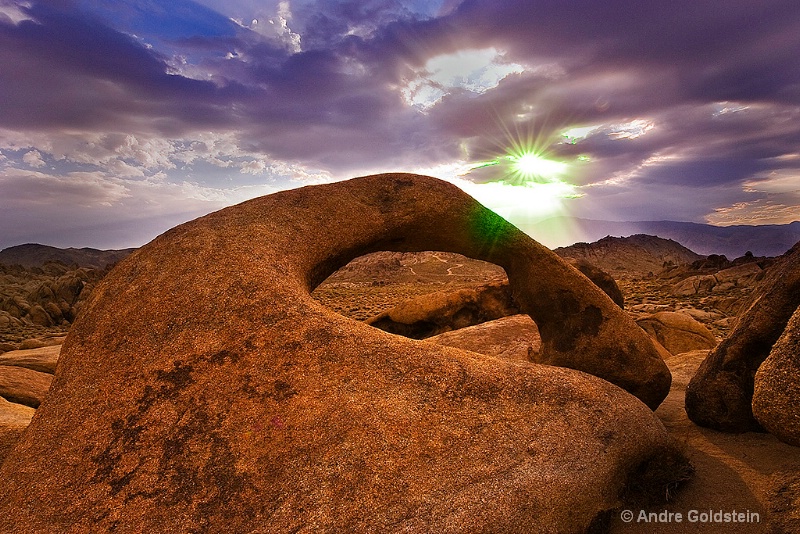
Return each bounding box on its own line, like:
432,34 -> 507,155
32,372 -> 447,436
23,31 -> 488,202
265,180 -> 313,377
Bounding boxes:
0,174 -> 680,533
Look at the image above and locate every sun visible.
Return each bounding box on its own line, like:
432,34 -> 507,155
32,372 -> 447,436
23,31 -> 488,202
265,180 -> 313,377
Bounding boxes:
510,152 -> 568,181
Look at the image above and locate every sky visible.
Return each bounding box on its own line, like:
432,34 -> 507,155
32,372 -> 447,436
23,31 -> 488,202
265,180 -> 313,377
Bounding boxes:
1,0 -> 799,250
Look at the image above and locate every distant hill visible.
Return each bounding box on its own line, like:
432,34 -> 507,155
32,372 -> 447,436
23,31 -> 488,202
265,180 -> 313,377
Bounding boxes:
0,244 -> 135,269
526,218 -> 800,259
554,234 -> 704,278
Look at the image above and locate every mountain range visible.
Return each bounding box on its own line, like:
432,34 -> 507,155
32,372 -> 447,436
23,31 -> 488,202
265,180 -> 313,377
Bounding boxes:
0,244 -> 136,269
1,217 -> 798,271
524,218 -> 800,259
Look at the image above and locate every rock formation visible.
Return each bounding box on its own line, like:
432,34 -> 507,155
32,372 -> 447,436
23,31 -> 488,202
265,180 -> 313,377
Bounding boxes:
426,314 -> 541,361
671,262 -> 764,296
366,281 -> 519,338
366,263 -> 623,339
686,241 -> 800,432
635,311 -> 717,356
0,345 -> 60,374
555,234 -> 702,278
0,265 -> 101,338
0,174 -> 678,532
752,305 -> 800,446
0,345 -> 60,464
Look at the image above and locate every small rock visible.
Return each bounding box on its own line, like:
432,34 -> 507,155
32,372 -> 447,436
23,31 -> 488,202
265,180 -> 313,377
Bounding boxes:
636,311 -> 717,356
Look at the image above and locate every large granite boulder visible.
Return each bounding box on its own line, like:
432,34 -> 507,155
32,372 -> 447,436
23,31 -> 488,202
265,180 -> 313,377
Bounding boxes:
686,242 -> 800,432
752,305 -> 800,446
0,174 -> 677,532
635,311 -> 717,356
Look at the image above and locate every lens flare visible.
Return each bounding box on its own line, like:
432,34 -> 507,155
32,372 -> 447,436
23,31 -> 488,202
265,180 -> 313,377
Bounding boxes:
510,152 -> 567,181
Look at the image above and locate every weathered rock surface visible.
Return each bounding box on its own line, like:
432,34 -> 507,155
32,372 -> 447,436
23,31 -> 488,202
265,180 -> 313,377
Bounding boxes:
0,396 -> 35,466
0,345 -> 61,374
0,365 -> 52,408
0,174 -> 678,533
686,241 -> 800,432
426,314 -> 541,361
635,311 -> 717,356
752,305 -> 800,447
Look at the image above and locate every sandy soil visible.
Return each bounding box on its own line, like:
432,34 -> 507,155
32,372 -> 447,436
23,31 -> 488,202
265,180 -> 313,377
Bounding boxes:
611,350 -> 800,533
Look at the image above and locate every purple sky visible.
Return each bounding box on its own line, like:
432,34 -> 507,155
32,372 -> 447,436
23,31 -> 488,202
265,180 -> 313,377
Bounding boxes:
1,0 -> 799,250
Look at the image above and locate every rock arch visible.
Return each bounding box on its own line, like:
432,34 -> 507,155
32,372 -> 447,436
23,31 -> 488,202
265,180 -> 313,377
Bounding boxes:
0,174 -> 676,532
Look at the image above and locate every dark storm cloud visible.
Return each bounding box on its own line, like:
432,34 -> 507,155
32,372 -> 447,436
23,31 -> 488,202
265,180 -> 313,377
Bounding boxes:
1,0 -> 799,249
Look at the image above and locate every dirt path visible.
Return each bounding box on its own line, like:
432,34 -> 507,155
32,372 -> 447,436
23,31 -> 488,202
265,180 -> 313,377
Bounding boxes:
611,350 -> 800,533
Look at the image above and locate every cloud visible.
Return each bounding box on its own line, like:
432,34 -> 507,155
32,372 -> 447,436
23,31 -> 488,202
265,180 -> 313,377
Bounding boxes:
0,0 -> 799,249
22,149 -> 45,168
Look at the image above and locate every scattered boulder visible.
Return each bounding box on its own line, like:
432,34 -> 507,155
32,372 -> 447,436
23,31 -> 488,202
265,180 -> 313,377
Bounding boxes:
26,305 -> 53,327
366,281 -> 518,338
636,311 -> 717,356
0,311 -> 22,330
0,365 -> 52,408
0,397 -> 35,466
671,274 -> 718,296
426,314 -> 541,361
0,174 -> 678,533
752,305 -> 800,446
670,263 -> 764,296
0,345 -> 61,374
686,241 -> 800,432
